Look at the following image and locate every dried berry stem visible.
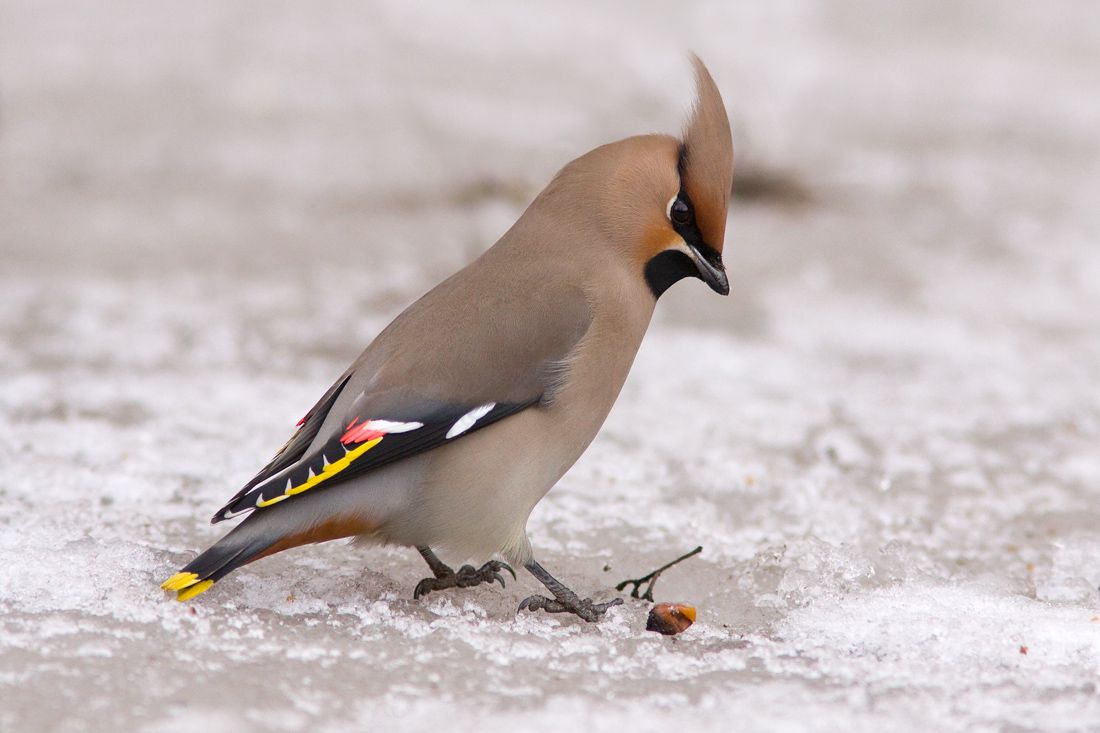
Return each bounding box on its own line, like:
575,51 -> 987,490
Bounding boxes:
616,545 -> 703,602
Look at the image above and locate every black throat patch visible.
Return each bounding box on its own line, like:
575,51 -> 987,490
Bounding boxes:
645,249 -> 698,298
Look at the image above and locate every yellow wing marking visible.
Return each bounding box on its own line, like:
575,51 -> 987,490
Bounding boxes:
255,436 -> 384,508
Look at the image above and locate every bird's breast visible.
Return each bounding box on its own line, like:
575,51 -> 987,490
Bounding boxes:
541,280 -> 655,455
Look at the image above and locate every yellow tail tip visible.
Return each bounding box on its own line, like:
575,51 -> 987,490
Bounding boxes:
161,572 -> 200,592
176,579 -> 215,602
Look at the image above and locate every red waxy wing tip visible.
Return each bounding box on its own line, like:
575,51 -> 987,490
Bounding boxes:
341,419 -> 386,445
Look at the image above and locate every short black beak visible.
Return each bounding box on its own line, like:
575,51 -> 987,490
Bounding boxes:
688,243 -> 729,295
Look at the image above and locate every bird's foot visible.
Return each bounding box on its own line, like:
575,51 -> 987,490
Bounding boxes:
518,592 -> 623,622
519,559 -> 623,623
413,560 -> 516,600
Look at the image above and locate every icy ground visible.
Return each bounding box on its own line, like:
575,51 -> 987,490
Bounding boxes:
2,2 -> 1100,732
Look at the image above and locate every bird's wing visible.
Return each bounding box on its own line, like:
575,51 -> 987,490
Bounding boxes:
211,274 -> 591,523
238,369 -> 354,490
209,368 -> 354,521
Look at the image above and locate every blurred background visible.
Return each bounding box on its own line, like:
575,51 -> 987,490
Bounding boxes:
1,2 -> 1099,732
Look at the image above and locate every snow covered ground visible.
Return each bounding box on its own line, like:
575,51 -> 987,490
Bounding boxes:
1,2 -> 1099,731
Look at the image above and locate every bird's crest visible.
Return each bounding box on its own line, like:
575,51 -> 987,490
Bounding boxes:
680,55 -> 734,255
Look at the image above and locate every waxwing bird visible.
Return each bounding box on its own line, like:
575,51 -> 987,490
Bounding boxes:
162,56 -> 733,622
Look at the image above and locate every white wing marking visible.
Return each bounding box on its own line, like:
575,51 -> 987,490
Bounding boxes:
366,420 -> 423,434
446,403 -> 496,440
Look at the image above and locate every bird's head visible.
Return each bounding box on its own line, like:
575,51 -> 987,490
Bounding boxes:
651,55 -> 734,298
541,56 -> 733,298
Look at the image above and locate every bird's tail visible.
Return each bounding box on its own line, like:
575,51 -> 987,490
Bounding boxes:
161,528 -> 274,602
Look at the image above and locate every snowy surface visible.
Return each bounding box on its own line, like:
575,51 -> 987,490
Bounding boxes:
2,2 -> 1100,732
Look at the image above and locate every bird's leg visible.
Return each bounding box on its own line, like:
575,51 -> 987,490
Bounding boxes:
412,545 -> 516,600
518,560 -> 623,622
615,545 -> 702,602
417,545 -> 453,580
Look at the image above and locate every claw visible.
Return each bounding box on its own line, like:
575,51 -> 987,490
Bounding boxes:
492,572 -> 506,589
413,579 -> 431,600
519,595 -> 552,613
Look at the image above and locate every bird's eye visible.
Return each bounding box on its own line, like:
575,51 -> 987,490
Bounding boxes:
670,197 -> 691,226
